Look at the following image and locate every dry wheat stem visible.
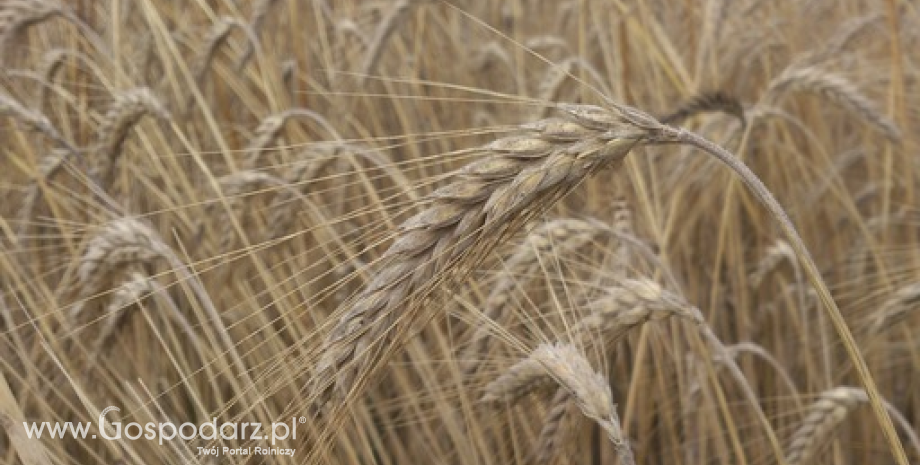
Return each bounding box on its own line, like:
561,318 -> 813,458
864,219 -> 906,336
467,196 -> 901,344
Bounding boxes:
651,122 -> 909,465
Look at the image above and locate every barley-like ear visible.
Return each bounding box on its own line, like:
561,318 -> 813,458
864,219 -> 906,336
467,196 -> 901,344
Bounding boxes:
531,343 -> 635,465
798,13 -> 883,67
532,388 -> 579,465
192,16 -> 259,84
573,278 -> 704,341
359,0 -> 413,81
749,239 -> 795,288
660,91 -> 746,128
763,66 -> 900,142
480,349 -> 557,406
87,271 -> 157,360
312,103 -> 652,413
92,88 -> 170,186
244,109 -> 341,168
869,283 -> 920,335
0,92 -> 73,150
17,149 -> 71,239
205,170 -> 289,252
785,387 -> 867,465
75,218 -> 170,304
0,0 -> 67,51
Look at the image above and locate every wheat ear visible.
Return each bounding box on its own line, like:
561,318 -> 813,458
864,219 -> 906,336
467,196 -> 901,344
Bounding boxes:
869,283 -> 920,335
531,388 -> 579,464
573,278 -> 704,340
73,218 -> 170,305
359,0 -> 413,81
763,66 -> 901,142
311,103 -> 651,413
244,109 -> 341,168
92,88 -> 170,186
660,91 -> 746,128
0,92 -> 75,152
487,343 -> 635,465
0,0 -> 66,50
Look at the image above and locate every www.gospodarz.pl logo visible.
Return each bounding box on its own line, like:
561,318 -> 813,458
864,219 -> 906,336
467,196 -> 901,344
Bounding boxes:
23,406 -> 304,457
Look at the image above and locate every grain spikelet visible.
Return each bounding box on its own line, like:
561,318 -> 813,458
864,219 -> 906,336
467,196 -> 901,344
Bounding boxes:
521,343 -> 634,465
244,109 -> 341,168
193,16 -> 259,83
532,388 -> 579,464
0,92 -> 73,149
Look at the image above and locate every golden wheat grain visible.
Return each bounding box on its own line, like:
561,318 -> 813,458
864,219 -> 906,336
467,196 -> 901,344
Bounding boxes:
0,92 -> 74,151
526,343 -> 634,465
244,109 -> 341,168
660,91 -> 746,128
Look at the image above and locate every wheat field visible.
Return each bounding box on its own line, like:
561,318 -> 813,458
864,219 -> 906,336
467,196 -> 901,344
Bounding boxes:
0,0 -> 918,464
